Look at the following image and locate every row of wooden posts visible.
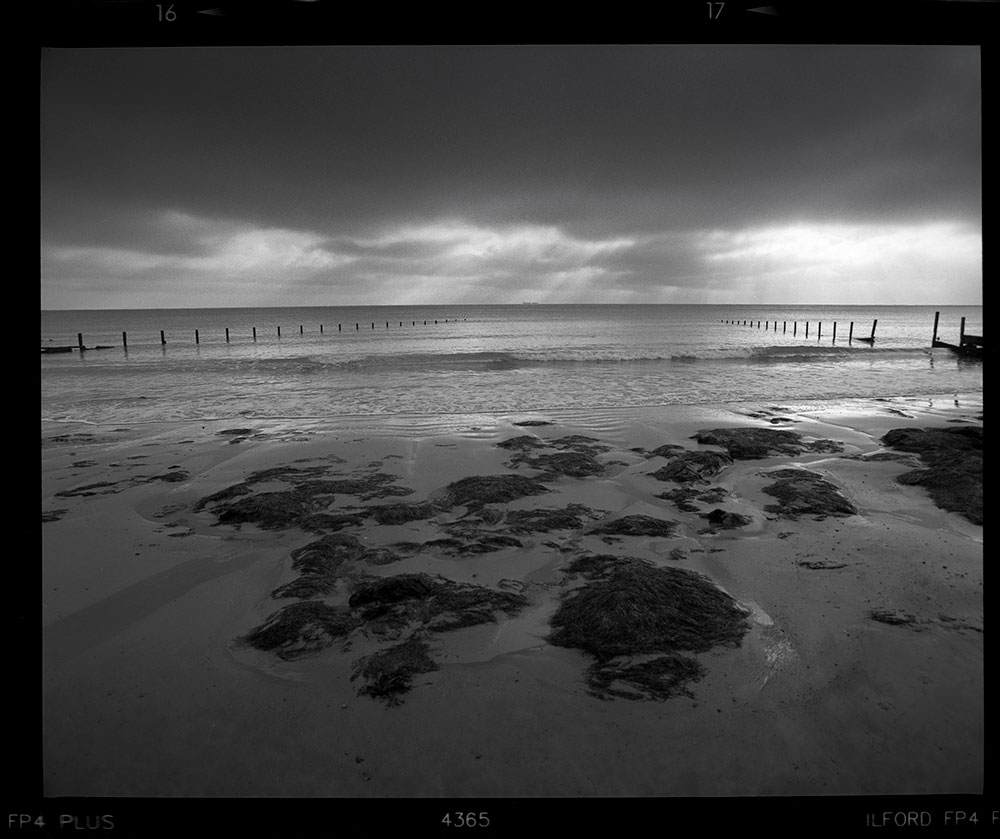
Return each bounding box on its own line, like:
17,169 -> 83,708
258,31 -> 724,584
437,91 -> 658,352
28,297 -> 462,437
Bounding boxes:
721,318 -> 878,343
68,319 -> 459,351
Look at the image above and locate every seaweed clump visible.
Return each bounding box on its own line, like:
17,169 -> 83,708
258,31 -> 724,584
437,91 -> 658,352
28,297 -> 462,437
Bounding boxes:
515,451 -> 605,478
654,486 -> 729,512
444,474 -> 550,509
241,601 -> 359,660
369,502 -> 440,525
196,471 -> 412,531
348,572 -> 528,634
881,426 -> 983,524
551,556 -> 749,700
505,505 -> 592,533
271,534 -> 367,599
760,469 -> 857,520
702,509 -> 753,529
590,515 -> 678,538
351,638 -> 439,706
692,428 -> 843,460
649,451 -> 732,484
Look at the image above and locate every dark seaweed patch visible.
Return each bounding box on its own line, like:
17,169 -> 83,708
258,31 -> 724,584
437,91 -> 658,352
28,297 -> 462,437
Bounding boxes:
370,502 -> 439,525
654,486 -> 729,512
693,428 -> 843,460
550,556 -> 749,700
241,602 -> 359,660
348,572 -> 527,633
351,639 -> 439,705
881,427 -> 982,524
496,435 -> 547,451
760,469 -> 857,520
505,506 -> 589,533
444,474 -> 550,508
517,451 -> 605,478
702,509 -> 753,528
590,515 -> 678,538
649,451 -> 732,484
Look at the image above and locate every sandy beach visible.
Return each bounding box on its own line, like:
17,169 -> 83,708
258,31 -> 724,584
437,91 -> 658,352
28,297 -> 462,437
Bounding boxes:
40,394 -> 982,807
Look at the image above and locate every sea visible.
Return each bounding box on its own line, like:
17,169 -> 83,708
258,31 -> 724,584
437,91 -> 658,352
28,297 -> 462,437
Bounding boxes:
41,304 -> 983,435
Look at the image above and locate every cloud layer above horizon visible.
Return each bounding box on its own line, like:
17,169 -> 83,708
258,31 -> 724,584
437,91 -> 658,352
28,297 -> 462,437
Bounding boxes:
41,45 -> 982,309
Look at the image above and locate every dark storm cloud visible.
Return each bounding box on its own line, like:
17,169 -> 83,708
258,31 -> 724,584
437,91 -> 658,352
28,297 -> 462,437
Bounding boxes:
41,44 -> 981,307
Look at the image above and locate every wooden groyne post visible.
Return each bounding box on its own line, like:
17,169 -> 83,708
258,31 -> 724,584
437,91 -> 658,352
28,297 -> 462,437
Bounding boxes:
195,329 -> 199,345
932,310 -> 983,355
160,330 -> 166,346
77,333 -> 84,352
226,328 -> 230,343
848,322 -> 854,342
122,331 -> 128,350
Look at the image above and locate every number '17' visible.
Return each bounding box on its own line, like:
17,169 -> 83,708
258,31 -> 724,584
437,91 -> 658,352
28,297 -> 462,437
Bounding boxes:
707,2 -> 724,18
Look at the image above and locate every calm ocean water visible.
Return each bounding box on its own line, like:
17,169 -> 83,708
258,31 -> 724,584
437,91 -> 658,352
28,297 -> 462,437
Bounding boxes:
41,304 -> 983,432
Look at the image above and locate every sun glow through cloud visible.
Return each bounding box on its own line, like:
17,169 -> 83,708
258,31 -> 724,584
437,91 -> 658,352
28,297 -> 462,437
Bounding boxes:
42,209 -> 981,309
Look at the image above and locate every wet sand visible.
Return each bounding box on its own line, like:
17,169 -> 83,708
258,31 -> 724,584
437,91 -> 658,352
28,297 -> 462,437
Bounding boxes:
39,395 -> 982,810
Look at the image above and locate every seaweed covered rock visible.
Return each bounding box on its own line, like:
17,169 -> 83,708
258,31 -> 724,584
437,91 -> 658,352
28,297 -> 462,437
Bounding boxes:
590,514 -> 678,538
195,469 -> 412,529
213,489 -> 328,529
271,534 -> 364,598
881,426 -> 983,524
369,502 -> 440,525
649,451 -> 732,484
644,444 -> 688,459
654,486 -> 729,512
444,474 -> 550,508
513,450 -> 605,478
291,533 -> 366,573
703,509 -> 753,528
298,512 -> 368,533
349,574 -> 439,608
241,602 -> 359,660
550,556 -> 749,700
505,506 -> 591,533
761,469 -> 857,520
273,535 -> 405,598
348,572 -> 528,633
693,428 -> 843,460
550,435 -> 612,453
351,638 -> 439,706
496,435 -> 547,451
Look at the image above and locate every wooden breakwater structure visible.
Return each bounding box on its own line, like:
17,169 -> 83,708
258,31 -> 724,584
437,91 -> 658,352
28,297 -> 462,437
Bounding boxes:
931,311 -> 983,359
720,318 -> 878,344
41,317 -> 465,353
721,312 -> 983,358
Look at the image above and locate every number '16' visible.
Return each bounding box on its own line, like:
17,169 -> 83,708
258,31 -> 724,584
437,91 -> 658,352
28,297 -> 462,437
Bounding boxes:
157,4 -> 177,21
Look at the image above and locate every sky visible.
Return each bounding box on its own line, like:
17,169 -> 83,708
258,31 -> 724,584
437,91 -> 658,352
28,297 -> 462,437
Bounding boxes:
40,44 -> 982,309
